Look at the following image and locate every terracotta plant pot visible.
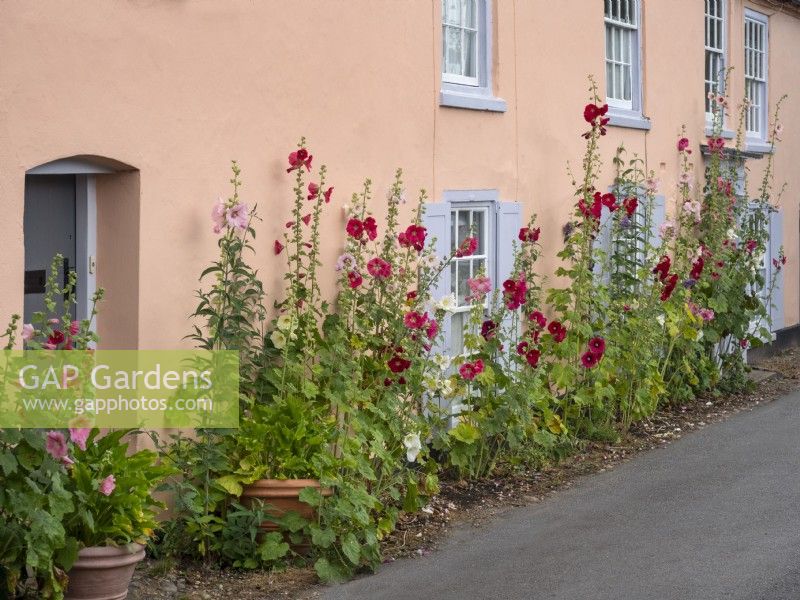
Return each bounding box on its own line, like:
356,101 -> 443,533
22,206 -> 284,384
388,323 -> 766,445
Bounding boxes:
240,479 -> 332,553
65,543 -> 145,600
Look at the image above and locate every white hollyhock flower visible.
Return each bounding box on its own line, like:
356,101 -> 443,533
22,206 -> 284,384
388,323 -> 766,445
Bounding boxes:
433,353 -> 451,371
696,330 -> 704,341
435,293 -> 457,313
270,330 -> 287,349
403,433 -> 422,463
656,314 -> 666,327
276,314 -> 295,332
439,378 -> 454,397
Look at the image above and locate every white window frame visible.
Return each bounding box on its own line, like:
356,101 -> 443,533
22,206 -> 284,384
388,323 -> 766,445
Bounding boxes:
442,0 -> 480,87
439,0 -> 507,112
603,0 -> 649,130
704,0 -> 727,122
744,9 -> 769,144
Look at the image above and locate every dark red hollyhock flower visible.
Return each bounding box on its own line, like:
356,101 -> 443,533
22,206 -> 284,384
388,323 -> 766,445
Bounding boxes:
548,320 -> 567,343
547,320 -> 562,335
740,338 -> 749,349
715,260 -> 725,268
525,349 -> 541,368
690,257 -> 704,280
553,328 -> 567,343
459,359 -> 484,381
388,354 -> 411,374
745,239 -> 758,253
707,137 -> 725,153
588,337 -> 605,356
677,137 -> 691,153
307,182 -> 319,201
346,218 -> 364,239
323,187 -> 334,203
653,255 -> 671,282
455,237 -> 478,258
426,319 -> 439,340
584,103 -> 600,123
529,310 -> 547,329
287,148 -> 313,173
599,192 -> 618,211
711,271 -> 721,280
347,271 -> 363,289
581,350 -> 599,368
367,257 -> 392,279
623,197 -> 638,217
404,311 -> 428,330
502,278 -> 527,310
532,330 -> 541,344
48,329 -> 65,347
274,240 -> 285,255
406,290 -> 418,301
398,224 -> 427,252
363,216 -> 378,241
384,378 -> 393,387
660,273 -> 679,302
301,214 -> 311,226
516,341 -> 529,355
481,319 -> 498,341
519,226 -> 541,243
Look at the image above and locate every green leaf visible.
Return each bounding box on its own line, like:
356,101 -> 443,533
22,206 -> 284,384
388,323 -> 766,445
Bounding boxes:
341,532 -> 361,565
0,452 -> 17,476
215,475 -> 243,496
298,486 -> 323,506
314,557 -> 348,583
309,525 -> 336,549
448,422 -> 480,444
258,532 -> 289,562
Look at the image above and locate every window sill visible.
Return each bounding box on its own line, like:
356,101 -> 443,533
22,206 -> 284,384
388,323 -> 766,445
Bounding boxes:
744,139 -> 774,155
704,126 -> 736,140
606,107 -> 651,131
440,89 -> 507,113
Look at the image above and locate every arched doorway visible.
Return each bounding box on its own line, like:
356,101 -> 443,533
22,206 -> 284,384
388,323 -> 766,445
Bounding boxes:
24,155 -> 136,330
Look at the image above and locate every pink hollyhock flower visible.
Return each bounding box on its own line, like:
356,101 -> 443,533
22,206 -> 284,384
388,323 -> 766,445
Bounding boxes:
518,227 -> 541,243
467,275 -> 492,300
677,137 -> 691,152
367,257 -> 392,279
307,182 -> 319,201
581,351 -> 599,368
459,359 -> 484,381
529,311 -> 547,329
480,320 -> 498,341
274,240 -> 284,255
226,203 -> 249,231
347,271 -> 363,289
45,431 -> 68,460
346,218 -> 364,239
398,224 -> 427,252
455,237 -> 478,258
525,349 -> 541,368
652,255 -> 671,282
287,148 -> 313,173
404,311 -> 428,330
707,137 -> 725,153
388,354 -> 411,374
99,474 -> 116,496
363,217 -> 378,241
426,319 -> 439,340
323,187 -> 334,203
69,321 -> 80,336
21,323 -> 35,341
69,428 -> 91,451
588,337 -> 605,356
211,199 -> 227,234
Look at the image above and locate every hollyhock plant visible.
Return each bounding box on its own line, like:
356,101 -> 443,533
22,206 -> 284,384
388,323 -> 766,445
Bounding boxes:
307,182 -> 319,200
660,273 -> 679,301
69,428 -> 91,452
45,431 -> 69,461
690,257 -> 704,280
677,137 -> 691,153
346,218 -> 365,239
388,354 -> 411,374
398,224 -> 427,252
622,197 -> 638,217
21,323 -> 34,341
502,277 -> 527,310
363,216 -> 378,241
211,199 -> 227,233
516,341 -> 529,355
225,203 -> 249,231
426,319 -> 439,340
274,240 -> 285,255
335,253 -> 356,272
745,239 -> 758,253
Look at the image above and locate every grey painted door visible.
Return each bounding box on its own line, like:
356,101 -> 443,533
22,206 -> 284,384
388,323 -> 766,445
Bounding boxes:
23,175 -> 77,322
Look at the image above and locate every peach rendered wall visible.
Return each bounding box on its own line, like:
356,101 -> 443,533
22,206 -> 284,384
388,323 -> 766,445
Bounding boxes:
0,0 -> 798,349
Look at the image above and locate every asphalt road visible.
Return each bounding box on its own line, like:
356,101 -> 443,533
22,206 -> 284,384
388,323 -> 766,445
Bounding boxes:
324,390 -> 800,600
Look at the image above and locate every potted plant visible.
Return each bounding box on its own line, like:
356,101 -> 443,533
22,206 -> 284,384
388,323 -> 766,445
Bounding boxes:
60,428 -> 173,600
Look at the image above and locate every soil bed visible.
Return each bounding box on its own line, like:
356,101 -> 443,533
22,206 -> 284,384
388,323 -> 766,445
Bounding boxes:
129,348 -> 800,600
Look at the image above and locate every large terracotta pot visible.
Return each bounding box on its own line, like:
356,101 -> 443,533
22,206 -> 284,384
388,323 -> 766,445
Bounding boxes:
240,479 -> 332,553
65,543 -> 145,600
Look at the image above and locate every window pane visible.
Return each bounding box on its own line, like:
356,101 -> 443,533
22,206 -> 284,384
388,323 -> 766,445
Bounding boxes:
457,210 -> 470,246
450,261 -> 457,295
473,258 -> 485,279
457,261 -> 470,305
463,29 -> 477,78
450,311 -> 465,357
473,210 -> 485,254
464,0 -> 477,28
444,25 -> 463,75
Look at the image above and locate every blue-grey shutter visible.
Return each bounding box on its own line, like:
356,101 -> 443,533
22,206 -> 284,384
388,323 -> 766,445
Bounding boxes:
496,201 -> 522,338
648,194 -> 667,250
769,209 -> 784,331
423,201 -> 452,354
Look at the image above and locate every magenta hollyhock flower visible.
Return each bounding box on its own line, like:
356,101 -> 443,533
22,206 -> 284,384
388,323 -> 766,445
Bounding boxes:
287,148 -> 313,173
307,182 -> 320,201
745,239 -> 758,253
346,218 -> 364,239
301,214 -> 311,226
623,197 -> 638,217
21,323 -> 35,341
525,349 -> 541,368
367,257 -> 392,279
588,337 -> 606,356
99,475 -> 116,496
45,431 -> 68,460
677,137 -> 691,152
398,224 -> 427,252
502,278 -> 527,310
529,311 -> 547,329
653,255 -> 671,282
225,203 -> 249,231
347,271 -> 362,289
455,237 -> 478,258
69,321 -> 80,336
660,274 -> 679,301
516,341 -> 529,355
581,351 -> 599,368
404,311 -> 428,330
426,319 -> 439,340
690,257 -> 705,280
323,187 -> 334,203
459,359 -> 484,381
518,226 -> 541,243
363,216 -> 378,241
69,428 -> 91,451
48,330 -> 65,347
274,240 -> 284,255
